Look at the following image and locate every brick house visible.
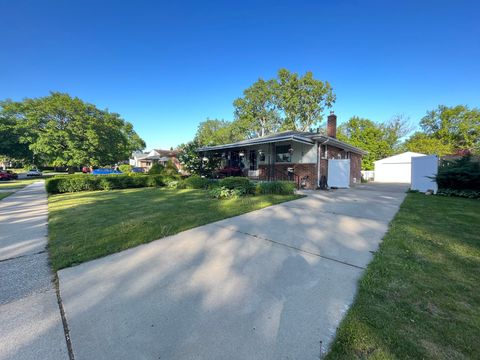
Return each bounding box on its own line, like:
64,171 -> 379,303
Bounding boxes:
129,149 -> 183,173
198,113 -> 367,189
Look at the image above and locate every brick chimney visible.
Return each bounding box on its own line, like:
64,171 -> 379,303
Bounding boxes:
327,111 -> 337,138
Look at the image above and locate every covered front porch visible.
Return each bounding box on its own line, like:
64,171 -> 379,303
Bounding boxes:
199,134 -> 319,189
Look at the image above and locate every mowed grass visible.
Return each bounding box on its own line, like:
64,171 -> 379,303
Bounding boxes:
0,192 -> 13,200
326,193 -> 480,359
0,179 -> 39,190
48,187 -> 301,271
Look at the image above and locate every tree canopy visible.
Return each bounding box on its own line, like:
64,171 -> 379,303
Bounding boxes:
233,78 -> 281,138
275,69 -> 335,132
402,132 -> 453,156
178,140 -> 220,177
193,68 -> 335,147
0,92 -> 145,167
337,115 -> 412,170
194,118 -> 242,146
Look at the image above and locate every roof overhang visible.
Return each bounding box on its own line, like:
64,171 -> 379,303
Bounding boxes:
312,135 -> 368,155
197,135 -> 314,152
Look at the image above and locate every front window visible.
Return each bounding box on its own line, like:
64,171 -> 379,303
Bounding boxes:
276,145 -> 292,162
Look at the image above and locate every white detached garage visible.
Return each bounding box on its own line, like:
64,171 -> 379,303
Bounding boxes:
374,152 -> 426,183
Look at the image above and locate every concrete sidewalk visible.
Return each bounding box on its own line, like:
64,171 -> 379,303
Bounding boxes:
0,182 -> 68,360
59,183 -> 407,359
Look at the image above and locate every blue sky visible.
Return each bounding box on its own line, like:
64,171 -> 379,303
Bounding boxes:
1,0 -> 479,150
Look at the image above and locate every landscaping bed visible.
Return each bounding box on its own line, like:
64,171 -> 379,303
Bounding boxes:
48,187 -> 301,270
326,193 -> 480,359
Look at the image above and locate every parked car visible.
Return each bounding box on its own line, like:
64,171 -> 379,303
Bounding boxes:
82,166 -> 91,173
26,168 -> 42,177
131,167 -> 145,173
0,170 -> 18,180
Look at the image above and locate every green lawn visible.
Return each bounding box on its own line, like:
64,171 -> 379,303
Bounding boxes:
0,179 -> 39,190
48,187 -> 301,271
326,193 -> 480,359
0,192 -> 13,200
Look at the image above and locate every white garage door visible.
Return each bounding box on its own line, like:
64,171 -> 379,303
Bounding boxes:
375,162 -> 411,183
328,159 -> 350,188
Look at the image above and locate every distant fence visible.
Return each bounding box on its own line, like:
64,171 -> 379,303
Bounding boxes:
361,170 -> 375,181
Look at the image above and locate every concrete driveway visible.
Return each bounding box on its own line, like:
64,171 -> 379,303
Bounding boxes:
58,183 -> 407,359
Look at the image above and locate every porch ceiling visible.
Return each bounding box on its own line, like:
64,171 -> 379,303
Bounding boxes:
198,134 -> 314,152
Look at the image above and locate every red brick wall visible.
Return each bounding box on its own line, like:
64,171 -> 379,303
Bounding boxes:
319,145 -> 363,186
349,153 -> 362,185
254,143 -> 363,189
258,163 -> 317,189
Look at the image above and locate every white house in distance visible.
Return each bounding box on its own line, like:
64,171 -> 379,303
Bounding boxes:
374,151 -> 426,183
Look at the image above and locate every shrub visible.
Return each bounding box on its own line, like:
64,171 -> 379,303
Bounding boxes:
45,174 -> 165,194
436,189 -> 480,199
184,176 -> 211,189
166,180 -> 186,189
208,186 -> 242,199
118,164 -> 133,173
256,181 -> 295,195
219,177 -> 255,195
436,155 -> 480,190
148,163 -> 164,175
145,175 -> 165,187
46,175 -> 100,193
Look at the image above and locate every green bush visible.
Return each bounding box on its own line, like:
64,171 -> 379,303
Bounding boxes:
208,186 -> 242,199
436,189 -> 480,199
148,163 -> 164,175
256,181 -> 295,195
45,174 -> 165,194
219,177 -> 255,195
118,164 -> 133,173
166,180 -> 186,189
184,176 -> 211,189
436,155 -> 480,190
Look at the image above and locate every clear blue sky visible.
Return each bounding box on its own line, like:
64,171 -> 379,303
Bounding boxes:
1,0 -> 479,150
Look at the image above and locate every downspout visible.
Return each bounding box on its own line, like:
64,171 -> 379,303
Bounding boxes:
317,139 -> 330,187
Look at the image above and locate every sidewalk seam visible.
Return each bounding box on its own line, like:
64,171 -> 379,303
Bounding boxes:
54,273 -> 75,360
0,250 -> 46,263
213,223 -> 366,270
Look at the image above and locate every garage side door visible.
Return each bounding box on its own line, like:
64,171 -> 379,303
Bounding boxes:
328,159 -> 350,188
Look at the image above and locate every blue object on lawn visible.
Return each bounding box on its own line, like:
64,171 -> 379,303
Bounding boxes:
92,168 -> 122,175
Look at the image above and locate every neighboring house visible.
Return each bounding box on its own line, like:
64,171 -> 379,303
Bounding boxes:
129,149 -> 182,172
374,151 -> 426,183
198,113 -> 367,189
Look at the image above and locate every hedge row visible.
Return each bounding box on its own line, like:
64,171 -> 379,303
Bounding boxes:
46,173 -> 297,197
45,174 -> 164,194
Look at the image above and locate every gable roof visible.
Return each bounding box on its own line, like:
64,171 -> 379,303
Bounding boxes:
374,151 -> 426,164
197,130 -> 367,155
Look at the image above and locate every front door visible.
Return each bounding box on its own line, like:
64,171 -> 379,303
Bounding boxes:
249,150 -> 257,170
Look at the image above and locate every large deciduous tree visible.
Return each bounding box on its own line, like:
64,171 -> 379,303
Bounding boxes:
0,92 -> 145,167
178,140 -> 220,177
233,78 -> 280,138
417,105 -> 479,153
194,118 -> 242,146
275,69 -> 335,132
337,117 -> 396,170
232,69 -> 335,137
403,132 -> 453,155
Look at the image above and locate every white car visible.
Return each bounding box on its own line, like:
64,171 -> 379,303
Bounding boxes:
26,168 -> 42,177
